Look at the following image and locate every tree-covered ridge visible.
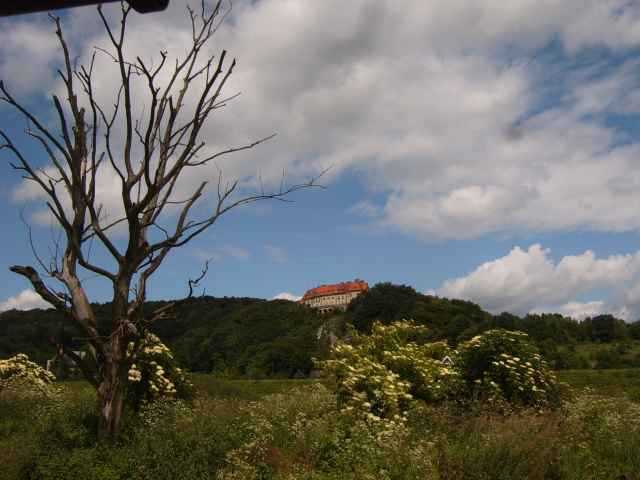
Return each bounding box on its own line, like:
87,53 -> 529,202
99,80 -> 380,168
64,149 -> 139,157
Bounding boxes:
347,283 -> 640,344
347,282 -> 491,341
0,296 -> 324,378
168,298 -> 324,377
2,283 -> 640,376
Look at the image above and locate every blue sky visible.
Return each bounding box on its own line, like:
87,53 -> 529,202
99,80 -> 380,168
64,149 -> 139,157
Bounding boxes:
2,1 -> 640,321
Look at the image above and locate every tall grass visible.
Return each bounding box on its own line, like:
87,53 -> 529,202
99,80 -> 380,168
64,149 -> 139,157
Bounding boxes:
2,373 -> 640,479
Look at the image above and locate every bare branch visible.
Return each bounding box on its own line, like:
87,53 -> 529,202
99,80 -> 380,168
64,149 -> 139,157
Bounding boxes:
187,259 -> 209,298
0,81 -> 71,164
20,210 -> 51,275
9,265 -> 69,311
187,134 -> 277,167
143,259 -> 210,324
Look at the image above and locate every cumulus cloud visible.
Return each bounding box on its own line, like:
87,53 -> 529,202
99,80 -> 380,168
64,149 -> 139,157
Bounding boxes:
0,289 -> 50,312
436,244 -> 640,319
271,292 -> 301,302
5,0 -> 640,240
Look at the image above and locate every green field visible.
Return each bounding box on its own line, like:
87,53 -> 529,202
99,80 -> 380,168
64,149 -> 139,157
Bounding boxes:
558,368 -> 640,400
2,371 -> 640,480
555,340 -> 640,369
189,375 -> 316,400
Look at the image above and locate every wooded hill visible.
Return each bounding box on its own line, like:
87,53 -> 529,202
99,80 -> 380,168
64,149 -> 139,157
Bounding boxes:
2,282 -> 640,376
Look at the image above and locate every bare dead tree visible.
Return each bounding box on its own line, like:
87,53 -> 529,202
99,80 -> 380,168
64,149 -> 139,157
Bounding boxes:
0,1 -> 323,440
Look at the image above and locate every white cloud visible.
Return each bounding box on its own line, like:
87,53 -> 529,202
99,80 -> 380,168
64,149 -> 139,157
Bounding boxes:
532,301 -> 607,321
11,163 -> 126,229
271,292 -> 301,302
0,18 -> 59,97
0,289 -> 50,312
436,244 -> 640,317
347,201 -> 382,219
5,0 -> 640,241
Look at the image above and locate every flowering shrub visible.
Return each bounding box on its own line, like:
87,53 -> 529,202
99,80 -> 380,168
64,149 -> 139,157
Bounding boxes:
319,320 -> 461,429
0,353 -> 57,398
382,341 -> 462,403
457,329 -> 561,407
126,333 -> 193,410
321,322 -> 561,427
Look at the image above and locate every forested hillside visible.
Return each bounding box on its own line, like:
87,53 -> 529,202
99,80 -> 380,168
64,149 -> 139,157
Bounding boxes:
2,283 -> 640,376
346,283 -> 640,369
0,296 -> 324,378
347,283 -> 640,343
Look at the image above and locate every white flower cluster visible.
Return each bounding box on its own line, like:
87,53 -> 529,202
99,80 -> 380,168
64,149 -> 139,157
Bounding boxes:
382,341 -> 462,402
322,322 -> 560,422
459,329 -> 559,406
320,320 -> 459,431
127,364 -> 142,383
146,360 -> 178,397
0,353 -> 57,397
126,333 -> 190,402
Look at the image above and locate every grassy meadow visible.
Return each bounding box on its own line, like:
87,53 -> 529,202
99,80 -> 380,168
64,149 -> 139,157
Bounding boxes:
557,368 -> 640,400
2,371 -> 640,480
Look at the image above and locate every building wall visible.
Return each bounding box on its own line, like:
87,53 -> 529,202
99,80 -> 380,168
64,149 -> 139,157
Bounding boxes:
302,290 -> 362,313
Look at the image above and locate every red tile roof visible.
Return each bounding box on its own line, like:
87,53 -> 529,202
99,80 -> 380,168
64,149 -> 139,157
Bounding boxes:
301,279 -> 369,301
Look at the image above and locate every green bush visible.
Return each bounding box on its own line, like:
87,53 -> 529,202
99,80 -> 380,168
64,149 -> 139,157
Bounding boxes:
126,333 -> 193,410
457,329 -> 561,407
321,322 -> 562,425
319,320 -> 461,429
593,348 -> 624,369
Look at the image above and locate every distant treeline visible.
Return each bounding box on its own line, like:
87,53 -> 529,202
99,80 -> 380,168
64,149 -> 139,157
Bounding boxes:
346,283 -> 640,370
2,282 -> 640,377
0,296 -> 324,378
347,283 -> 640,344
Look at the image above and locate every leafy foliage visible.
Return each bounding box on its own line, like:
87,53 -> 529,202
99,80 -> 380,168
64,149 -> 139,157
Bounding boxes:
0,309 -> 64,365
168,298 -> 324,377
457,330 -> 561,407
0,297 -> 323,379
347,283 -> 491,340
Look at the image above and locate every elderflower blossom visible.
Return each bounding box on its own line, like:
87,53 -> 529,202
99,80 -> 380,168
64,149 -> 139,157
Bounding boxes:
128,365 -> 142,382
126,332 -> 192,409
458,329 -> 560,407
0,353 -> 57,398
318,320 -> 464,433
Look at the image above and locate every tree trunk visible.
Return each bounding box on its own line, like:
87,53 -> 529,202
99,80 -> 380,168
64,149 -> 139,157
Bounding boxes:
97,360 -> 126,440
97,322 -> 128,440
